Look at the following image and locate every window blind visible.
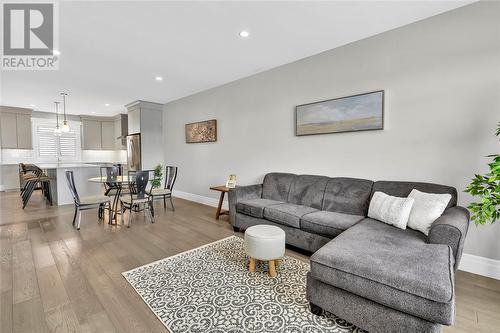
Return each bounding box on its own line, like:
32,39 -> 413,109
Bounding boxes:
59,130 -> 77,157
36,125 -> 78,159
37,126 -> 58,158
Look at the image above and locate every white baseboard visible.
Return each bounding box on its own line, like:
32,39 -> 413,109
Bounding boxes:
459,253 -> 500,280
173,190 -> 228,210
173,190 -> 500,280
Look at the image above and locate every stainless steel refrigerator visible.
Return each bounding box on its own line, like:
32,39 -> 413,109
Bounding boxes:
126,134 -> 141,171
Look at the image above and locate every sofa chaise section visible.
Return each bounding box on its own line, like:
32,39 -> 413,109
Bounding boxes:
309,219 -> 455,326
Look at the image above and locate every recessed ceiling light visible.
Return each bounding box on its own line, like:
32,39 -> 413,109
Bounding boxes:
91,111 -> 96,114
53,50 -> 60,56
239,30 -> 250,38
105,103 -> 110,107
155,76 -> 163,81
29,104 -> 36,107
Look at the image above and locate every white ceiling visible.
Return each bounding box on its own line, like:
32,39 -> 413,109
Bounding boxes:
0,1 -> 474,116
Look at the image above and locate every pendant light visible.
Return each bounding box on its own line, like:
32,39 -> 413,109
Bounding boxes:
53,101 -> 62,136
60,92 -> 70,133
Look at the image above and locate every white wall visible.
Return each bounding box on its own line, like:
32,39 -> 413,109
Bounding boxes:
140,107 -> 163,170
163,2 -> 500,261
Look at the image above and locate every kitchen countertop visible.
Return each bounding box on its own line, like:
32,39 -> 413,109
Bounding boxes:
0,162 -> 127,167
37,163 -> 101,169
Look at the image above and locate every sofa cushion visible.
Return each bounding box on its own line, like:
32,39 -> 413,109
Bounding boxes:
287,175 -> 329,209
236,198 -> 283,218
310,218 -> 455,324
368,191 -> 415,230
407,189 -> 452,236
262,173 -> 296,201
371,180 -> 457,209
263,203 -> 318,229
322,177 -> 374,215
301,211 -> 364,238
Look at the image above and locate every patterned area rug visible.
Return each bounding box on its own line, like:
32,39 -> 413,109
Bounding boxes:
122,236 -> 365,333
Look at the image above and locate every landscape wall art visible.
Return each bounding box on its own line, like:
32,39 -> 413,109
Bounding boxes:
295,90 -> 384,136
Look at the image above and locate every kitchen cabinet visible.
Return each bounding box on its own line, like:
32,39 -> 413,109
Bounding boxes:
81,115 -> 127,150
125,100 -> 163,170
114,114 -> 128,150
16,114 -> 33,149
81,119 -> 102,150
0,107 -> 32,149
0,112 -> 18,148
101,121 -> 115,150
128,109 -> 140,134
114,117 -> 121,150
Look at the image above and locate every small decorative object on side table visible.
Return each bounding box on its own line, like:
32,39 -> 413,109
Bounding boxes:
209,185 -> 230,219
226,174 -> 237,188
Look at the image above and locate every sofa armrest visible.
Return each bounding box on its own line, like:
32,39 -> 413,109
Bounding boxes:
428,206 -> 470,271
228,184 -> 262,225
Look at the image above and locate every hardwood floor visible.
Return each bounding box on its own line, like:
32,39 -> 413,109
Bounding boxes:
0,190 -> 498,332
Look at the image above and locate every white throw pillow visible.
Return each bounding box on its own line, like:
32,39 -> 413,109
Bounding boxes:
407,189 -> 451,236
368,191 -> 415,230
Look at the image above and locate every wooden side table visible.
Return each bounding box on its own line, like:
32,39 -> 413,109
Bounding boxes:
210,185 -> 230,219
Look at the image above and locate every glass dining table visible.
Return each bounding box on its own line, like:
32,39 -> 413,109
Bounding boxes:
88,175 -> 132,224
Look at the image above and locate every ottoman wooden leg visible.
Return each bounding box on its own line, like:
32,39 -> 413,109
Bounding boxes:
275,259 -> 280,267
268,260 -> 277,277
249,258 -> 256,272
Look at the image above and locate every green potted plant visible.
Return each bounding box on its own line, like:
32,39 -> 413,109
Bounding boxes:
465,122 -> 500,225
152,164 -> 163,189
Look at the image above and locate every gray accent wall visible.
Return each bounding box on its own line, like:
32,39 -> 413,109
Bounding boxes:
163,2 -> 500,260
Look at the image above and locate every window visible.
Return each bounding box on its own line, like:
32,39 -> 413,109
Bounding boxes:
37,125 -> 58,158
59,130 -> 78,158
33,120 -> 81,161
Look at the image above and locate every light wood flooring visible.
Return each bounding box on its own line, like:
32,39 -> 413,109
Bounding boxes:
0,190 -> 498,332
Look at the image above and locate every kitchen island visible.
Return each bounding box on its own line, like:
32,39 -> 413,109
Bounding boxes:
0,162 -> 123,206
42,164 -> 106,205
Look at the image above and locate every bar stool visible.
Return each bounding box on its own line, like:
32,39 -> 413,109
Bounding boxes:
22,165 -> 53,209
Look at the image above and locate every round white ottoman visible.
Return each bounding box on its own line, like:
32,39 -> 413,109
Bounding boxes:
244,225 -> 285,277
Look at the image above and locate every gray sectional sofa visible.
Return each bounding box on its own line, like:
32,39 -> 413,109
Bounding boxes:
228,172 -> 469,333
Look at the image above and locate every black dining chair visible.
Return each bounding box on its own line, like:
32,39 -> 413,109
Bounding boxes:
100,166 -> 120,194
65,170 -> 112,230
120,170 -> 154,227
150,165 -> 178,211
98,166 -> 120,220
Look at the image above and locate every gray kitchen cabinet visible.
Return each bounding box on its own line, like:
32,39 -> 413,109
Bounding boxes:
16,114 -> 33,149
0,112 -> 18,148
0,107 -> 33,149
82,119 -> 102,150
114,117 -> 121,150
81,115 -> 127,150
101,121 -> 115,150
114,114 -> 128,150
